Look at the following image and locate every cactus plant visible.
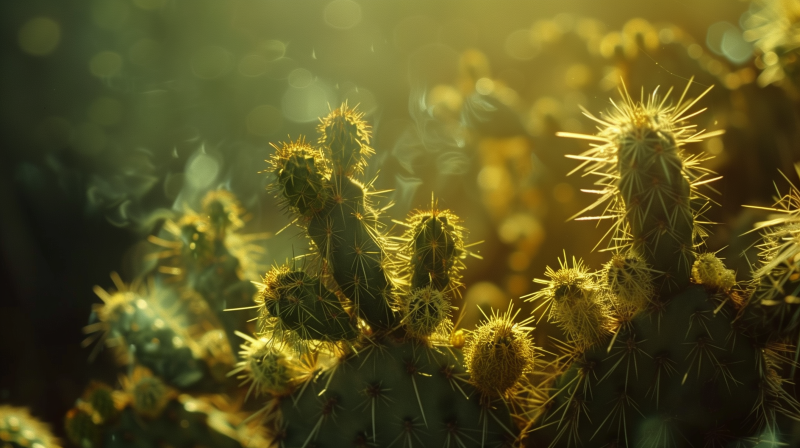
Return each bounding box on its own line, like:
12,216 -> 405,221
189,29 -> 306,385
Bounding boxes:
70,188 -> 270,447
0,406 -> 61,448
68,92 -> 800,448
523,82 -> 800,447
252,104 -> 528,447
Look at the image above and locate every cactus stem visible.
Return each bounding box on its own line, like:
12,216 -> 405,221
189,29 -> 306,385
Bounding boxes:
559,79 -> 723,294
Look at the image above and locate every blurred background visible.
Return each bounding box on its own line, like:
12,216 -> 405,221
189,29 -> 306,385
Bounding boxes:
3,0 -> 800,444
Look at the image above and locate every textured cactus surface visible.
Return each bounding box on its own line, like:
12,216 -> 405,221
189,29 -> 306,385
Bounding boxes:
255,104 -> 525,447
524,84 -> 800,447
67,92 -> 800,448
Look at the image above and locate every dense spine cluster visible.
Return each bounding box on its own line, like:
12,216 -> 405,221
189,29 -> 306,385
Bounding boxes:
745,167 -> 800,341
528,256 -> 613,349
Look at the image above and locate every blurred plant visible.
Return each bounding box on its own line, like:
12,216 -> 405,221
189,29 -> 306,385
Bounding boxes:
0,405 -> 61,448
743,0 -> 800,90
67,188 -> 270,447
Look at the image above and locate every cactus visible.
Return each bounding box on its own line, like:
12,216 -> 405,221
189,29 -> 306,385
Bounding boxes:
0,406 -> 61,448
254,104 -> 525,447
523,83 -> 800,447
72,187 -> 271,447
68,93 -> 800,448
744,165 -> 800,355
65,368 -> 268,448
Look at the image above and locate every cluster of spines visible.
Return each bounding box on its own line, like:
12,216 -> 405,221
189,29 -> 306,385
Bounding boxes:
228,332 -> 304,399
602,251 -> 655,319
746,165 -> 800,339
463,305 -> 535,396
256,264 -> 356,345
267,138 -> 329,219
558,81 -> 722,293
317,102 -> 374,176
528,255 -> 614,350
691,252 -> 736,292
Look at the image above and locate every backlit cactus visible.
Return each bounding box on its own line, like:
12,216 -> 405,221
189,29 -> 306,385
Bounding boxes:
745,166 -> 800,341
256,104 -> 523,447
524,83 -> 800,447
558,82 -> 721,294
68,94 -> 800,448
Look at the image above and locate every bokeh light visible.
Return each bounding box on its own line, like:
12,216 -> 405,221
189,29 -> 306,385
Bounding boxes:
324,0 -> 363,30
89,51 -> 123,78
18,17 -> 60,56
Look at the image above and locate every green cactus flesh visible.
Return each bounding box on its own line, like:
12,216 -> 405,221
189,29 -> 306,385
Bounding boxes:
275,338 -> 517,448
531,285 -> 783,447
260,266 -> 357,341
306,175 -> 397,329
617,124 -> 694,292
406,210 -> 464,293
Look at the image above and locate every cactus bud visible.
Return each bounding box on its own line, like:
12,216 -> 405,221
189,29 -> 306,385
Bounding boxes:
692,253 -> 736,291
268,138 -> 329,218
230,333 -> 299,398
317,103 -> 373,176
529,256 -> 613,349
258,265 -> 356,342
402,207 -> 466,293
603,251 -> 655,318
463,306 -> 535,395
402,285 -> 453,339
